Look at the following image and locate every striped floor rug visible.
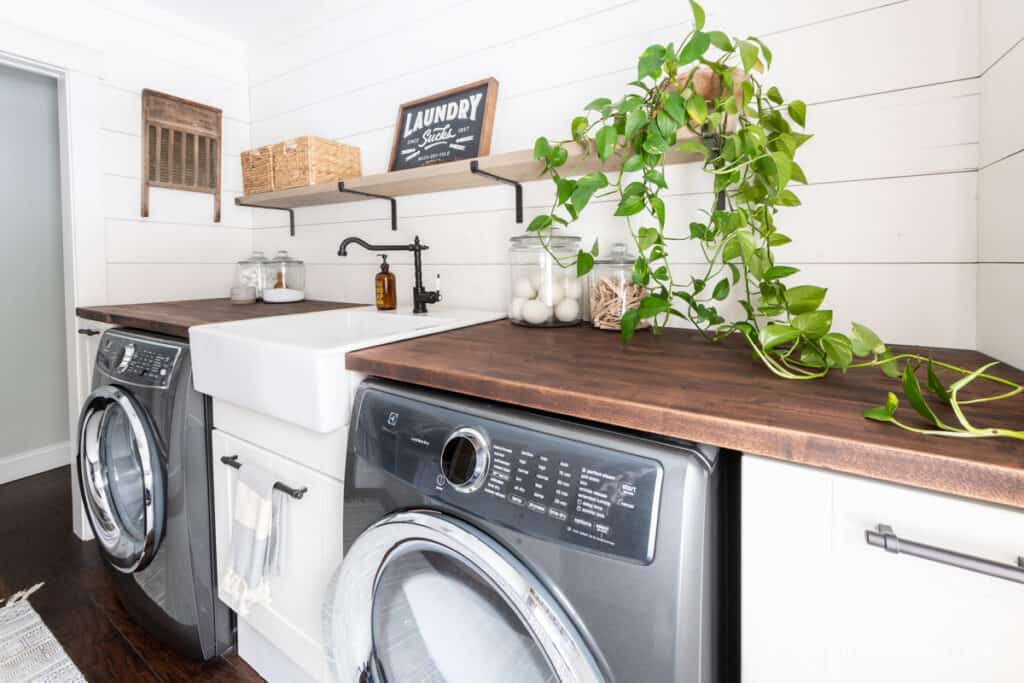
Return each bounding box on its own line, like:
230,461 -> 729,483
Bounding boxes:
0,584 -> 85,683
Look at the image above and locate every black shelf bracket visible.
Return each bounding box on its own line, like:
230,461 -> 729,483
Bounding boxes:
470,160 -> 523,223
338,182 -> 397,231
235,199 -> 296,236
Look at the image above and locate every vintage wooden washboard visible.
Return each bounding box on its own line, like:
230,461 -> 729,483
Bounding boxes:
141,89 -> 222,222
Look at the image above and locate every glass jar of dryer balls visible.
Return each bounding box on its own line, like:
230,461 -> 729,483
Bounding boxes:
236,250 -> 270,299
588,242 -> 650,331
507,231 -> 585,327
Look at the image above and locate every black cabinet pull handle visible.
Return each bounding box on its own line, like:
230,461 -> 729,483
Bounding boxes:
866,523 -> 1024,584
220,455 -> 308,500
78,328 -> 101,336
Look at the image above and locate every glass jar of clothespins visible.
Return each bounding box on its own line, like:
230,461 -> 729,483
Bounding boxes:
588,243 -> 649,331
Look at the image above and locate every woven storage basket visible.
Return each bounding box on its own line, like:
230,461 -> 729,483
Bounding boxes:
240,145 -> 274,195
272,136 -> 361,190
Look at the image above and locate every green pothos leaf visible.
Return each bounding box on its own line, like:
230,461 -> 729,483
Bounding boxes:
620,309 -> 640,342
864,392 -> 899,423
688,0 -> 705,30
926,358 -> 951,405
576,251 -> 594,277
902,363 -> 942,427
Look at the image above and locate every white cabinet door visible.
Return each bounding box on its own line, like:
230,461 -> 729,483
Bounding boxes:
829,472 -> 1024,682
742,454 -> 1024,683
741,455 -> 833,682
212,430 -> 344,682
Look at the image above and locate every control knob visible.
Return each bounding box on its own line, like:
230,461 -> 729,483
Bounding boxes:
440,427 -> 490,493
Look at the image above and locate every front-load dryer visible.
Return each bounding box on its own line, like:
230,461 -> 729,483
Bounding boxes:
77,328 -> 233,660
325,379 -> 737,682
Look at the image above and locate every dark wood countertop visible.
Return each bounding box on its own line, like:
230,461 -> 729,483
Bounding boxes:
77,298 -> 362,338
347,321 -> 1024,509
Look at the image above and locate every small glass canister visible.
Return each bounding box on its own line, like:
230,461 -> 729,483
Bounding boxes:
236,250 -> 269,299
263,250 -> 306,303
508,231 -> 585,327
589,242 -> 650,331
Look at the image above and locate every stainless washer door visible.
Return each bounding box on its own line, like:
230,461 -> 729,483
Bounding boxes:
77,385 -> 165,573
325,510 -> 606,683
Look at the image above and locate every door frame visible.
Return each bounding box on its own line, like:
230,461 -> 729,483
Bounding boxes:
0,32 -> 106,540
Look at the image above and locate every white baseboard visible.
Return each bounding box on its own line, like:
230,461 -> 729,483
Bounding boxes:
0,441 -> 71,486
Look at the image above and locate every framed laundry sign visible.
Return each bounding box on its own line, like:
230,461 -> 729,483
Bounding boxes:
388,78 -> 499,171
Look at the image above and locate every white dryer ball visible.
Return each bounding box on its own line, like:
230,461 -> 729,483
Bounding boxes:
509,297 -> 527,321
512,276 -> 536,299
528,270 -> 545,291
521,299 -> 553,325
562,277 -> 583,300
537,280 -> 565,306
555,297 -> 580,322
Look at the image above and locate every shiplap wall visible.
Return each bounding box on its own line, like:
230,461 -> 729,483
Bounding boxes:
977,1 -> 1024,368
248,0 -> 980,348
3,0 -> 252,304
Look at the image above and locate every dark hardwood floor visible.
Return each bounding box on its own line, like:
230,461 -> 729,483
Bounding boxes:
0,466 -> 263,682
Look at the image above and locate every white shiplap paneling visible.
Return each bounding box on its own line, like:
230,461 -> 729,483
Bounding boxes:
978,149 -> 1024,262
105,263 -> 236,304
980,0 -> 1024,71
6,0 -> 253,305
977,264 -> 1024,368
246,0 -> 982,350
979,37 -> 1024,168
976,15 -> 1023,368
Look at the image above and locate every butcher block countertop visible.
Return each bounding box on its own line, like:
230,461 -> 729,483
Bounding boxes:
347,321 -> 1024,509
77,298 -> 362,338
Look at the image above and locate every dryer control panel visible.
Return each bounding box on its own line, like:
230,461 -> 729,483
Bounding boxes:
353,386 -> 666,564
96,332 -> 181,389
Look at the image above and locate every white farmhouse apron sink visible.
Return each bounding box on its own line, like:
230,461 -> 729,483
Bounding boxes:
190,306 -> 502,433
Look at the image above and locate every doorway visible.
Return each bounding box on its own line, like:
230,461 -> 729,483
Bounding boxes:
0,62 -> 69,484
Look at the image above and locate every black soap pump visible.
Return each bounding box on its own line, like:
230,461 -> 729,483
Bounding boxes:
375,254 -> 396,310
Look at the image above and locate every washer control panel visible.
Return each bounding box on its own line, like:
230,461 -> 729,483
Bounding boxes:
97,332 -> 181,388
354,388 -> 664,564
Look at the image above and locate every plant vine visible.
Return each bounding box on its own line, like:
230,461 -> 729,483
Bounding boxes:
528,0 -> 1023,440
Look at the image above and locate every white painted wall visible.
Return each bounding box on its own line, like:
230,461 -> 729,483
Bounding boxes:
977,1 -> 1024,368
2,0 -> 253,306
246,0 -> 981,349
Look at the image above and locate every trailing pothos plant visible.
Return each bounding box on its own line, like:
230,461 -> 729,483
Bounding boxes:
528,0 -> 1023,440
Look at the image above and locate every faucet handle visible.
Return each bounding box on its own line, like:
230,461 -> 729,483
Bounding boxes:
434,273 -> 441,295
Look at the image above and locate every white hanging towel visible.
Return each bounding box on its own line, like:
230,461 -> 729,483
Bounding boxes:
221,462 -> 288,616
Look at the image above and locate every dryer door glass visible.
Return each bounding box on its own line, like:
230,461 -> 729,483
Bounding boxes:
372,548 -> 555,682
325,511 -> 606,683
101,404 -> 147,541
78,385 -> 165,573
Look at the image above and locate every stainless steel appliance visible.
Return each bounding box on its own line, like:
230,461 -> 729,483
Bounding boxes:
325,379 -> 736,682
77,329 -> 233,660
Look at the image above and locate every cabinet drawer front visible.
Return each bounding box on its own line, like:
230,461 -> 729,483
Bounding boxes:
213,399 -> 348,481
831,473 -> 1024,681
212,430 -> 344,681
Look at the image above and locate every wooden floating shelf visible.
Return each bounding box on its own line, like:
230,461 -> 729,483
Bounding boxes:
235,134 -> 704,212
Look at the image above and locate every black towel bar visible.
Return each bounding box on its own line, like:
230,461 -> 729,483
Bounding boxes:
220,455 -> 308,500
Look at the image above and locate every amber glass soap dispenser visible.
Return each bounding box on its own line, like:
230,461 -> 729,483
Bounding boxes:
375,254 -> 396,310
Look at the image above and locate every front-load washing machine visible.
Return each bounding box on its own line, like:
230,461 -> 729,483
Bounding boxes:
325,379 -> 737,682
77,328 -> 233,660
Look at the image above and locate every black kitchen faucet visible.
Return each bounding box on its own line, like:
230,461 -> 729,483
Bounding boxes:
337,235 -> 441,314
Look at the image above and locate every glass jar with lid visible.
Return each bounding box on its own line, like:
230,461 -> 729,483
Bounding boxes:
236,250 -> 269,299
263,250 -> 306,303
588,242 -> 649,331
508,231 -> 584,327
